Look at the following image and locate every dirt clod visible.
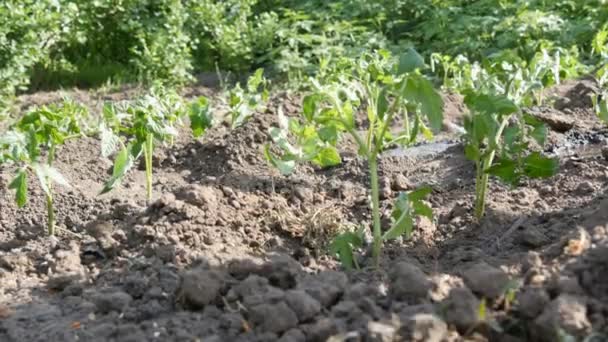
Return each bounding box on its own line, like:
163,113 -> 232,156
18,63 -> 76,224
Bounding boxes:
462,262 -> 511,299
390,262 -> 431,301
442,287 -> 480,332
533,295 -> 591,341
92,290 -> 133,313
248,301 -> 298,334
179,268 -> 224,309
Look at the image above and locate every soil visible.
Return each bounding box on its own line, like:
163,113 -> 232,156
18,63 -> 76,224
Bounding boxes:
1,78 -> 608,341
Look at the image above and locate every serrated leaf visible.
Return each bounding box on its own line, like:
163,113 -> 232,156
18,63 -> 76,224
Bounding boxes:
9,171 -> 27,207
403,75 -> 444,131
397,48 -> 425,75
377,88 -> 389,121
303,95 -> 319,122
487,159 -> 519,184
464,144 -> 480,161
190,96 -> 213,138
530,124 -> 548,146
33,164 -> 69,196
100,145 -> 134,195
408,185 -> 432,201
523,152 -> 559,178
312,146 -> 341,167
264,145 -> 296,175
464,92 -> 519,117
413,201 -> 433,218
318,125 -> 338,144
100,122 -> 119,157
329,231 -> 362,270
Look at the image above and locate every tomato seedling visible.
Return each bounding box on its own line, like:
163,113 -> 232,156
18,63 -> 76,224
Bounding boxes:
1,100 -> 88,235
228,68 -> 269,128
463,92 -> 559,220
100,91 -> 184,201
265,49 -> 442,267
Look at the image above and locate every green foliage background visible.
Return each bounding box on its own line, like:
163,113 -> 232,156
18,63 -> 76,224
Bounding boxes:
1,0 -> 607,99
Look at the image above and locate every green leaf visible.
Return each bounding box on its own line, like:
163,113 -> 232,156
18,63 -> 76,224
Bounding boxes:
377,88 -> 389,121
464,92 -> 519,117
403,75 -> 444,131
384,192 -> 413,240
303,95 -> 319,122
408,185 -> 432,201
464,144 -> 480,161
397,48 -> 425,75
264,145 -> 296,175
523,152 -> 559,178
530,124 -> 548,146
413,201 -> 433,218
312,146 -> 341,167
487,159 -> 519,184
100,145 -> 134,195
318,125 -> 338,144
33,164 -> 69,196
594,95 -> 608,123
190,96 -> 213,138
9,171 -> 27,207
329,231 -> 363,270
100,122 -> 119,158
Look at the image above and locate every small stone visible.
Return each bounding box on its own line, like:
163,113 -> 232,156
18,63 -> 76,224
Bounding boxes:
442,287 -> 479,332
153,193 -> 176,208
517,287 -> 550,318
367,321 -> 396,342
293,186 -> 314,203
179,269 -> 224,309
93,291 -> 133,313
285,290 -> 321,322
462,262 -> 511,299
389,262 -> 431,301
176,185 -> 218,209
248,301 -> 298,333
392,174 -> 413,191
574,181 -> 595,196
534,295 -> 591,341
229,199 -> 241,209
402,314 -> 448,342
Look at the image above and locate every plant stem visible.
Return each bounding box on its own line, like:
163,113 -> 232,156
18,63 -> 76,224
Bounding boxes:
474,117 -> 511,220
369,155 -> 382,267
144,134 -> 154,201
46,192 -> 55,235
47,145 -> 56,235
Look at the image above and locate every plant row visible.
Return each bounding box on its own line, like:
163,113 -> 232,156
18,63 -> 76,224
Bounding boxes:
7,48 -> 603,268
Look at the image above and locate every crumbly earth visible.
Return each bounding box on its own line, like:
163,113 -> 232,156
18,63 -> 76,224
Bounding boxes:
1,80 -> 607,341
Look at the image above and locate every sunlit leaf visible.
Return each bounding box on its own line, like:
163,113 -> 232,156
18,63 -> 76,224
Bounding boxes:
9,171 -> 27,207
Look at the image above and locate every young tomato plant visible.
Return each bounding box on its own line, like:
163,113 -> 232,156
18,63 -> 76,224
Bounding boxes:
100,91 -> 184,201
265,49 -> 443,267
228,68 -> 269,128
463,92 -> 559,220
1,100 -> 87,235
592,64 -> 608,124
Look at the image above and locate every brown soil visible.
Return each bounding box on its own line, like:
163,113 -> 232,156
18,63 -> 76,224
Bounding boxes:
0,79 -> 607,341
